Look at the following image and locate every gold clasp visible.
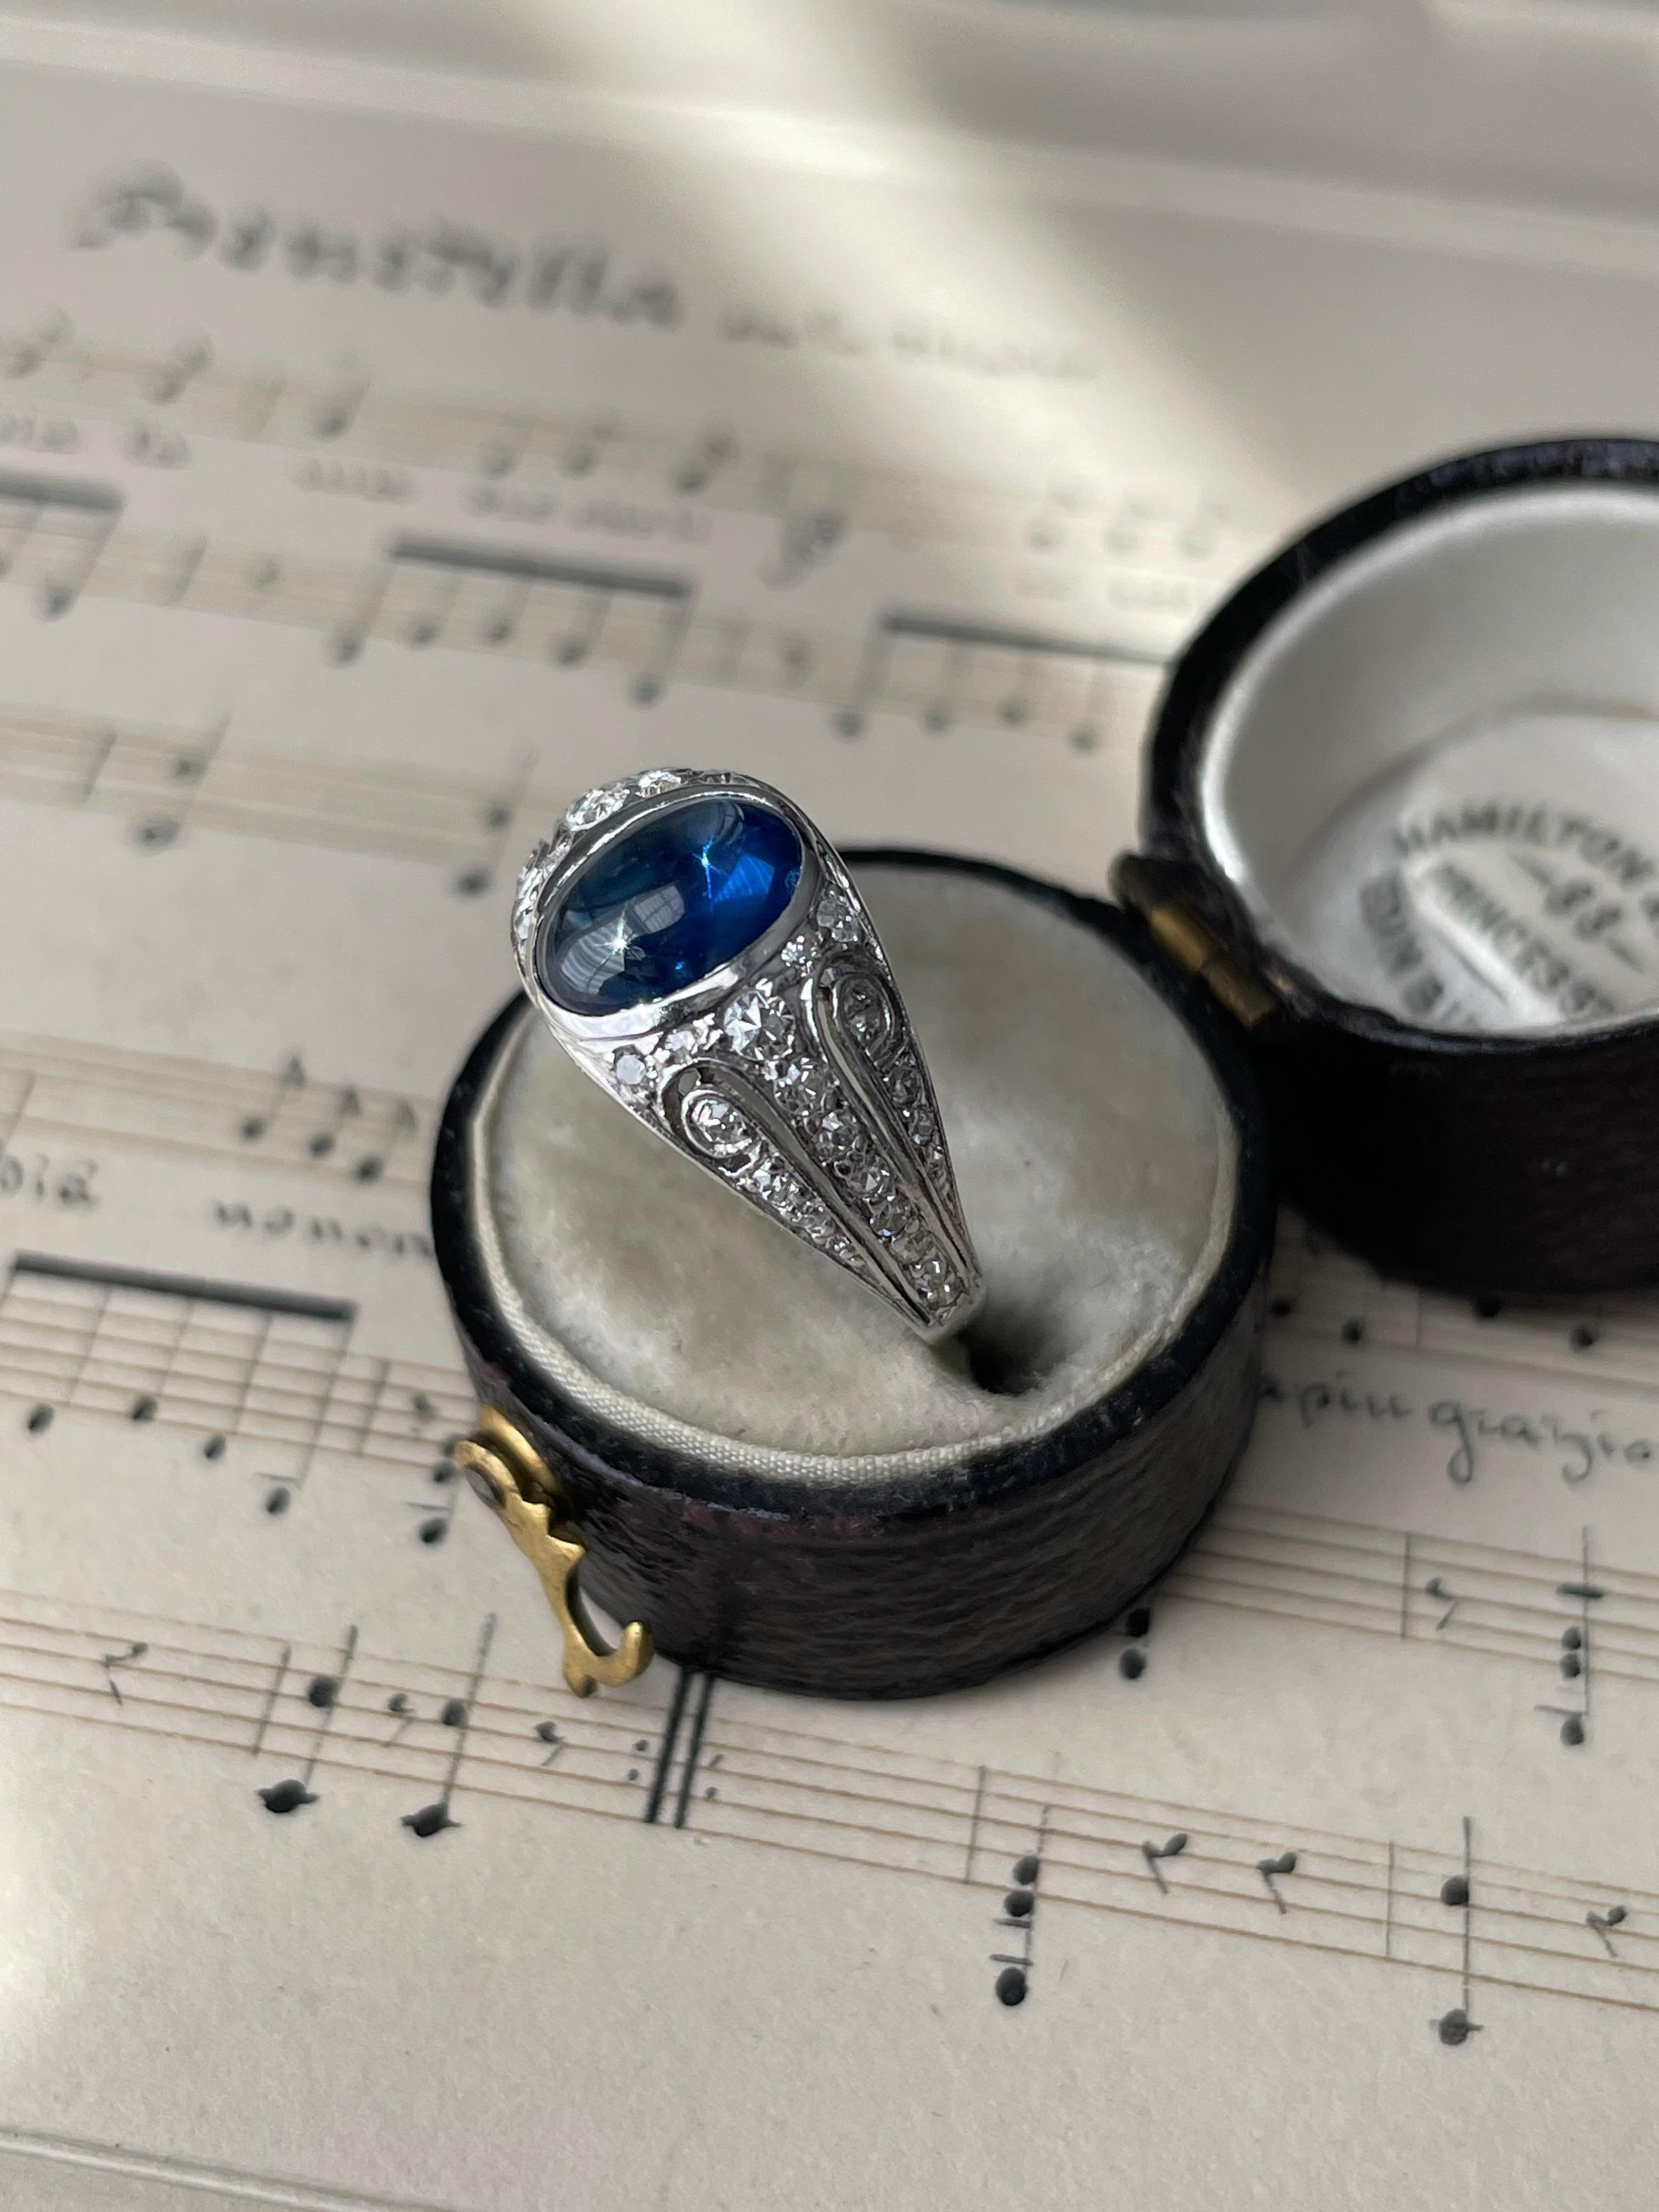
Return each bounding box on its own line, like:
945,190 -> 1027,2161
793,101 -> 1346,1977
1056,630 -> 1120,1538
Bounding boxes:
453,1407 -> 653,1697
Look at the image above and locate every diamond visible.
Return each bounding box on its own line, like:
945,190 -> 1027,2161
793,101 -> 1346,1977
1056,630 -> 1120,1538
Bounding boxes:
838,973 -> 891,1052
565,782 -> 629,831
908,1250 -> 958,1304
774,1058 -> 836,1115
870,1194 -> 911,1238
799,1204 -> 836,1245
613,1051 -> 648,1090
888,1057 -> 924,1109
782,929 -> 820,969
512,844 -> 555,953
665,1023 -> 707,1058
815,889 -> 860,945
725,989 -> 794,1059
749,1158 -> 805,1217
812,1103 -> 867,1163
891,1222 -> 931,1265
847,1161 -> 893,1206
907,1105 -> 938,1147
684,1091 -> 752,1159
635,768 -> 684,795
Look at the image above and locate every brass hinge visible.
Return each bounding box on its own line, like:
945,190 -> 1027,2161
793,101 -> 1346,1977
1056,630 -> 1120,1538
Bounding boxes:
453,1406 -> 653,1697
1110,854 -> 1278,1031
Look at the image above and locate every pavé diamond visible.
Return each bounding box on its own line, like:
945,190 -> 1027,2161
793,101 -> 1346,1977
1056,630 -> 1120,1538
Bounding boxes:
847,1161 -> 893,1206
566,783 -> 628,831
838,973 -> 891,1052
613,1051 -> 648,1089
815,889 -> 860,945
725,989 -> 793,1058
888,1057 -> 924,1109
774,1058 -> 835,1114
782,929 -> 820,969
870,1194 -> 911,1238
635,768 -> 684,795
812,1103 -> 866,1161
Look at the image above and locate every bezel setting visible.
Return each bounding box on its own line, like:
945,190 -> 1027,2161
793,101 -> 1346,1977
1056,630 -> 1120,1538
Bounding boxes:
512,769 -> 985,1341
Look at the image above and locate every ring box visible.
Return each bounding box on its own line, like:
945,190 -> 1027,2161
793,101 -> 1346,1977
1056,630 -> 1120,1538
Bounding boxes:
432,852 -> 1274,1698
1125,436 -> 1659,1298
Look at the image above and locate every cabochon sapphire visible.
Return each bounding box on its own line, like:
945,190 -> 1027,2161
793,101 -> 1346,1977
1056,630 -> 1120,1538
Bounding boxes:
539,795 -> 803,1014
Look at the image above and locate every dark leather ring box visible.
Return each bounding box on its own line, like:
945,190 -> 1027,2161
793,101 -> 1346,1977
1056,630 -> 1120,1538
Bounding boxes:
432,850 -> 1274,1699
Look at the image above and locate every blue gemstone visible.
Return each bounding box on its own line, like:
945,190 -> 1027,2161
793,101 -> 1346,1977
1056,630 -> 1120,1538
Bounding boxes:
539,795 -> 803,1013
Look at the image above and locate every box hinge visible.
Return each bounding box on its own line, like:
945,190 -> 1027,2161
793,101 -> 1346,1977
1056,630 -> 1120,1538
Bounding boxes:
1111,854 -> 1278,1031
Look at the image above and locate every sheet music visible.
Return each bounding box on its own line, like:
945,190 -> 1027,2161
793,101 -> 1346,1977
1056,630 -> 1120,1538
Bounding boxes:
4,25 -> 1659,2210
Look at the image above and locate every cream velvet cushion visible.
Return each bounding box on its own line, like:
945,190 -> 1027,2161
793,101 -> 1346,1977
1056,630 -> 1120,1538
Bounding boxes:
472,864 -> 1238,1487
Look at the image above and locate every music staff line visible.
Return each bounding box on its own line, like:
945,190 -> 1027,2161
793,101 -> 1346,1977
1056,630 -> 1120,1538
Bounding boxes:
1172,1505 -> 1640,1744
0,1030 -> 434,1194
0,313 -> 1262,583
9,1238 -> 1659,1728
0,1585 -> 1652,2024
1270,1224 -> 1659,1401
0,1250 -> 473,1504
0,483 -> 1166,746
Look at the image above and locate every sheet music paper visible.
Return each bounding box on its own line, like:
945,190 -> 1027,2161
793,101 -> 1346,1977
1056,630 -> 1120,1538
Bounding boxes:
4,23 -> 1659,2209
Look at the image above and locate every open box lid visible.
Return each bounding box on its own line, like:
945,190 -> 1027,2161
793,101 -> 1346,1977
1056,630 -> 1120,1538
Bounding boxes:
1118,437 -> 1659,1301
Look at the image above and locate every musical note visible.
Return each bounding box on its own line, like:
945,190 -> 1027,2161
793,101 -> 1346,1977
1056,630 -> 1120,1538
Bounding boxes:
766,503 -> 847,586
303,1084 -> 362,1162
309,372 -> 369,441
921,639 -> 968,733
475,416 -> 532,478
669,427 -> 735,494
1537,1530 -> 1604,1747
257,1625 -> 356,1814
384,1691 -> 416,1746
991,1826 -> 1046,2007
1,309 -> 69,381
413,1454 -> 458,1547
1256,1850 -> 1297,1914
1433,1818 -> 1481,2045
558,416 -> 617,477
834,623 -> 891,738
238,1053 -> 307,1145
401,1613 -> 496,1839
99,1639 -> 148,1705
996,648 -> 1040,729
146,334 -> 212,405
1140,1833 -> 1188,1894
326,556 -> 392,664
352,1096 -> 420,1182
1118,1604 -> 1153,1681
1588,1905 -> 1629,1957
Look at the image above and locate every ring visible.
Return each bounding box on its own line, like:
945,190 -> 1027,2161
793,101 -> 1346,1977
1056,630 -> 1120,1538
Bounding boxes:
511,768 -> 986,1341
